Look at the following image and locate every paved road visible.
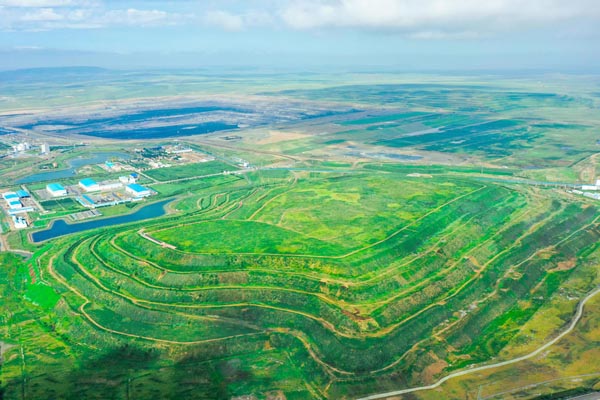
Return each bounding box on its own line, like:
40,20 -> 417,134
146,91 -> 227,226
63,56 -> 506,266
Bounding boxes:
567,393 -> 600,400
475,176 -> 581,188
357,286 -> 600,400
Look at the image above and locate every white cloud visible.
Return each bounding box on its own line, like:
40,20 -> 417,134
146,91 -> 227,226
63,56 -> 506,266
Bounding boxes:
103,8 -> 174,27
279,0 -> 600,37
0,3 -> 183,30
202,9 -> 273,31
20,7 -> 63,21
0,0 -> 86,7
1,0 -> 598,38
204,10 -> 244,31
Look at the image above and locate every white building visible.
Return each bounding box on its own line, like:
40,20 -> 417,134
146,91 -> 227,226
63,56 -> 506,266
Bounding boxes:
2,192 -> 17,201
12,215 -> 28,229
46,183 -> 67,197
13,142 -> 30,152
119,173 -> 138,184
584,192 -> 600,200
2,192 -> 23,209
79,178 -> 100,192
8,199 -> 23,209
40,143 -> 50,154
126,183 -> 152,198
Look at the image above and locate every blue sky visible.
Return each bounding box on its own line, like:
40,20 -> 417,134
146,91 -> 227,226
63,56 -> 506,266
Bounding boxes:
0,0 -> 599,70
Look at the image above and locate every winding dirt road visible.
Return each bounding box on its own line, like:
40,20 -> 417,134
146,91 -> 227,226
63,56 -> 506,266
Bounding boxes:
358,285 -> 600,400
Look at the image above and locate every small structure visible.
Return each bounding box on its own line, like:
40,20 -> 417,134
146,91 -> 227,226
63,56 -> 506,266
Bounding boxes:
582,185 -> 597,191
46,183 -> 67,197
79,178 -> 100,192
13,142 -> 30,152
584,192 -> 600,200
12,215 -> 28,229
8,199 -> 23,209
40,143 -> 50,154
119,173 -> 138,184
126,183 -> 152,198
105,161 -> 114,169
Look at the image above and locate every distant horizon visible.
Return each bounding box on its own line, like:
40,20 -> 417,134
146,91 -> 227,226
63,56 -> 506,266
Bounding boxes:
1,63 -> 599,75
1,0 -> 599,71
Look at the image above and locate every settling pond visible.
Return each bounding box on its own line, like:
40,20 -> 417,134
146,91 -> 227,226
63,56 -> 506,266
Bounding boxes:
31,199 -> 171,243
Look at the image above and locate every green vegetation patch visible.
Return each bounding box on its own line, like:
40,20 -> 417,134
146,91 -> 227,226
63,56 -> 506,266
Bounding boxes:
24,282 -> 60,309
145,161 -> 235,182
252,174 -> 474,247
153,219 -> 346,255
40,197 -> 84,212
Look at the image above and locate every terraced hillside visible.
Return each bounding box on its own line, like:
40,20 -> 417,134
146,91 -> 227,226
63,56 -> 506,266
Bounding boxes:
6,167 -> 600,399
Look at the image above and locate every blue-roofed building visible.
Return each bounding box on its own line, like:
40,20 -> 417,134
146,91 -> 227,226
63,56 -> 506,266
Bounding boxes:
3,192 -> 23,209
79,178 -> 100,192
76,194 -> 97,208
126,183 -> 152,198
46,183 -> 67,197
2,192 -> 19,201
16,189 -> 30,198
8,199 -> 22,209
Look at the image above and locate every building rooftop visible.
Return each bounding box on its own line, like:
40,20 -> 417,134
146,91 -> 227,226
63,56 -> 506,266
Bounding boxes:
47,183 -> 66,191
127,183 -> 149,193
3,192 -> 19,200
82,194 -> 96,205
16,190 -> 30,198
79,178 -> 98,187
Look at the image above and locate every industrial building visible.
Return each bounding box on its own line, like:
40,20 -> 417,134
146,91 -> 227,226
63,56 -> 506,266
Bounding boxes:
16,189 -> 30,198
46,183 -> 67,197
3,192 -> 19,201
77,194 -> 97,208
126,183 -> 152,198
12,215 -> 28,229
119,173 -> 138,184
79,178 -> 101,192
2,192 -> 23,209
13,142 -> 30,152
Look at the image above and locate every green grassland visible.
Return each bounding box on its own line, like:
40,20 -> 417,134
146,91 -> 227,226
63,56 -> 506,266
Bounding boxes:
3,163 -> 600,399
2,73 -> 600,399
144,161 -> 236,182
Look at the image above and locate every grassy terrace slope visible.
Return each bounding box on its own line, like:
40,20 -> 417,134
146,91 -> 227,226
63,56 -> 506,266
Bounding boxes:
152,175 -> 474,256
4,166 -> 600,399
